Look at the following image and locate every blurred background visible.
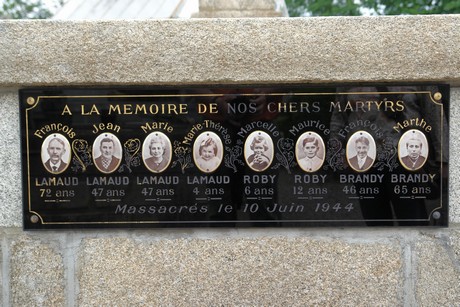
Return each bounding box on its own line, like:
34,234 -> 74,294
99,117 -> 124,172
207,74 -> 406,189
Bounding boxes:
0,0 -> 459,20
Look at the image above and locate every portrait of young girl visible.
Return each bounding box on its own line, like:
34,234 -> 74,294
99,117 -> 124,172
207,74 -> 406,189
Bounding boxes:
193,131 -> 223,173
244,131 -> 273,172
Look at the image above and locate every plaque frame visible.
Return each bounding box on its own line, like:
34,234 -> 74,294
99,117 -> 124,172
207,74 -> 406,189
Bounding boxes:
20,85 -> 449,228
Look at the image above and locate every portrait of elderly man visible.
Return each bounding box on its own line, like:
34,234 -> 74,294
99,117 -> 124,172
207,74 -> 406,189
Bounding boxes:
399,131 -> 427,171
144,133 -> 171,173
297,133 -> 324,173
94,136 -> 121,174
347,133 -> 375,172
43,136 -> 69,174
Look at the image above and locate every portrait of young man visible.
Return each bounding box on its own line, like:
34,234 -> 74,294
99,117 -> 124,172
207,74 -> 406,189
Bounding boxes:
93,133 -> 122,174
41,134 -> 71,174
346,131 -> 376,172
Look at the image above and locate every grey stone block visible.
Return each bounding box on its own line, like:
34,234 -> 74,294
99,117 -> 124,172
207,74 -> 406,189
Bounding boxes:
10,235 -> 65,306
450,88 -> 460,224
0,90 -> 22,227
0,16 -> 459,86
416,231 -> 460,305
77,237 -> 402,306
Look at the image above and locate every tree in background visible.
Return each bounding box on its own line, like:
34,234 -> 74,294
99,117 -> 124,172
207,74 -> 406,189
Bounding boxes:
286,0 -> 460,16
0,0 -> 64,19
2,0 -> 460,18
363,0 -> 460,15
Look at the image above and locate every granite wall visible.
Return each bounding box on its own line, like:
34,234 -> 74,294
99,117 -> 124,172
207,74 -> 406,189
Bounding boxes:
1,15 -> 460,306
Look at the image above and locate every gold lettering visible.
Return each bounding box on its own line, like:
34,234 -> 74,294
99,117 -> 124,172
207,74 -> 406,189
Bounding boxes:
344,101 -> 353,112
395,100 -> 405,111
123,104 -> 132,114
385,100 -> 395,112
329,101 -> 341,112
197,104 -> 207,114
140,122 -> 173,133
108,104 -> 121,114
82,104 -> 100,115
198,103 -> 218,114
61,104 -> 72,115
92,123 -> 121,134
393,117 -> 431,133
135,104 -> 147,114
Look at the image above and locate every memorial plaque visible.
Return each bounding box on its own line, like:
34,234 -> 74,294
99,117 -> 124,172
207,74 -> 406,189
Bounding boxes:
20,85 -> 449,228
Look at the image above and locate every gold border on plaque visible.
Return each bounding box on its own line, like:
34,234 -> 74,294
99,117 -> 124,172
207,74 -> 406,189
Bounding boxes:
23,90 -> 446,225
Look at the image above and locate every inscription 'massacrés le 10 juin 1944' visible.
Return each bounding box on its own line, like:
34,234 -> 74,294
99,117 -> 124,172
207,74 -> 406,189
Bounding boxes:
19,85 -> 449,228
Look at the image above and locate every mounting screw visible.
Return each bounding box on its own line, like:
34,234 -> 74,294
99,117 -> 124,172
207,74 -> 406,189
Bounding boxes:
433,92 -> 442,101
30,215 -> 39,223
26,97 -> 35,105
432,211 -> 441,220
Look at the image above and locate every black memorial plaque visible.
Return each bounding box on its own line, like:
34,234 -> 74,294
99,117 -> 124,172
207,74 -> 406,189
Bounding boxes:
19,85 -> 449,228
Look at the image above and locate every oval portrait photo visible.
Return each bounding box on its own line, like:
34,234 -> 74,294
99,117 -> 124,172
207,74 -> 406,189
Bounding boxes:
142,131 -> 172,173
398,129 -> 428,171
92,133 -> 122,174
296,131 -> 325,173
41,133 -> 71,174
346,131 -> 376,173
244,130 -> 274,172
193,131 -> 223,173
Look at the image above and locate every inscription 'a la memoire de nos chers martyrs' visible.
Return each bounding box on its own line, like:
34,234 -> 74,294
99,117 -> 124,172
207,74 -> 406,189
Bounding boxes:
32,98 -> 432,140
58,99 -> 405,116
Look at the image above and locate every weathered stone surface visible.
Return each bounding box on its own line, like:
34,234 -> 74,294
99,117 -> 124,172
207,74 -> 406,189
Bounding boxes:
78,237 -> 402,306
450,88 -> 460,224
0,90 -> 22,227
10,235 -> 65,306
0,16 -> 459,86
0,242 -> 2,305
416,231 -> 460,305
